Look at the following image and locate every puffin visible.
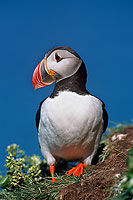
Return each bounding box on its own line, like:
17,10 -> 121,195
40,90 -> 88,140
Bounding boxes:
32,46 -> 108,181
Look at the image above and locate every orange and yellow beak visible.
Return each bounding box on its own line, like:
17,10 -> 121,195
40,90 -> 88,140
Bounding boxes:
32,57 -> 56,90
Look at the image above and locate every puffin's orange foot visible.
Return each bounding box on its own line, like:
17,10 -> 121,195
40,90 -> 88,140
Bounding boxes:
66,163 -> 88,176
49,165 -> 57,182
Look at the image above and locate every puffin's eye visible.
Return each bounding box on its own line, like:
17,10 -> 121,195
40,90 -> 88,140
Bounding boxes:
55,53 -> 62,62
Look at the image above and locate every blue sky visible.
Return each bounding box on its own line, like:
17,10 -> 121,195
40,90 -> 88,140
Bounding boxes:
0,1 -> 133,173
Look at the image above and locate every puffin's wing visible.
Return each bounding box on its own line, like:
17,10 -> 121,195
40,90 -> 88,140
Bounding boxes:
35,98 -> 47,131
102,104 -> 108,133
91,95 -> 108,134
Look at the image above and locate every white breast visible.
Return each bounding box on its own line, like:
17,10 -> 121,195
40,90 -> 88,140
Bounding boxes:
38,91 -> 104,161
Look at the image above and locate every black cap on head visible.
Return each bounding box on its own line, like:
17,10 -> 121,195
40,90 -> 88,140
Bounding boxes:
46,46 -> 81,59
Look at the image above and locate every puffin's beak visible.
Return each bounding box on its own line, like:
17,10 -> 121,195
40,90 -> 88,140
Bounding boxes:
32,57 -> 55,90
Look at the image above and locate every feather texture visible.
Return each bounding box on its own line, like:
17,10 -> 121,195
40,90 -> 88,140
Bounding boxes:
38,91 -> 104,165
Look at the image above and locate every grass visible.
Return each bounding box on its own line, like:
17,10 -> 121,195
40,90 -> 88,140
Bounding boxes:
0,144 -> 83,199
0,171 -> 81,200
107,147 -> 133,200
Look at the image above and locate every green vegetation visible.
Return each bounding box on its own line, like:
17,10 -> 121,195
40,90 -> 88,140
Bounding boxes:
0,144 -> 41,188
0,144 -> 81,199
108,148 -> 133,200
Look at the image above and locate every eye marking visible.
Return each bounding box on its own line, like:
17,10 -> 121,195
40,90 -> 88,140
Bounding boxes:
55,53 -> 63,62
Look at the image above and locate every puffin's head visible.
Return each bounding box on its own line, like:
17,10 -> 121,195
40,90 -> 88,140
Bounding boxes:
32,46 -> 82,89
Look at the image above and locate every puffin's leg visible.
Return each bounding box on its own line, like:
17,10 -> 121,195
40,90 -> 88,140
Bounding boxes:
49,165 -> 57,181
39,146 -> 57,181
67,140 -> 101,177
66,163 -> 88,176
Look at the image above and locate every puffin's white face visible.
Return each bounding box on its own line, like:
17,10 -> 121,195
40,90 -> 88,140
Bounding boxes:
46,50 -> 82,82
32,47 -> 82,89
